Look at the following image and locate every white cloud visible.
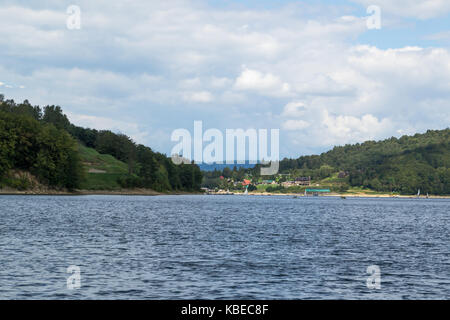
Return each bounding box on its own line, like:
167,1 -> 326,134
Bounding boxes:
210,77 -> 232,88
281,107 -> 394,150
281,102 -> 307,118
322,111 -> 392,142
282,119 -> 310,131
1,1 -> 450,157
179,78 -> 202,89
66,112 -> 149,144
234,67 -> 290,96
183,91 -> 214,103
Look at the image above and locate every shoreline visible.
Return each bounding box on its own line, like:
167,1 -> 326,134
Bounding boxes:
1,188 -> 448,199
211,191 -> 450,199
0,188 -> 202,196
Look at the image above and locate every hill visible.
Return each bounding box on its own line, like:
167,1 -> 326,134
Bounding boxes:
0,95 -> 203,193
207,129 -> 450,195
78,144 -> 129,190
263,129 -> 450,195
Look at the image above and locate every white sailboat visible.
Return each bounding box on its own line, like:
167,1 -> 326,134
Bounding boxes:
244,185 -> 248,195
417,189 -> 421,198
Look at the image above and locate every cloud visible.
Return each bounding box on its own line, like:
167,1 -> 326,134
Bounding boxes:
282,119 -> 310,131
281,107 -> 394,150
1,1 -> 450,158
179,78 -> 202,89
322,111 -> 392,142
277,44 -> 450,150
210,77 -> 232,88
66,112 -> 149,144
183,91 -> 214,103
234,67 -> 290,96
281,102 -> 307,118
351,0 -> 450,19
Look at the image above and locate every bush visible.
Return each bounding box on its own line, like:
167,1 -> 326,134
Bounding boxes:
266,185 -> 285,193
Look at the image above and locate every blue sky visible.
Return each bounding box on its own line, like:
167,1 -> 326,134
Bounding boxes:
1,0 -> 450,159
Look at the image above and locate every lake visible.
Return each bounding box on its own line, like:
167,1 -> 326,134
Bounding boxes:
0,195 -> 449,299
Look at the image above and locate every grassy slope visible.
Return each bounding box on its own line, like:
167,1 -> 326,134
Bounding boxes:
78,144 -> 129,190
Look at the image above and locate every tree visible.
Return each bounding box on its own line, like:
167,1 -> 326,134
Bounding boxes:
0,111 -> 83,190
43,105 -> 70,130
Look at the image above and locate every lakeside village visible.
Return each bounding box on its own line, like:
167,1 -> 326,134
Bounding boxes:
201,173 -> 342,196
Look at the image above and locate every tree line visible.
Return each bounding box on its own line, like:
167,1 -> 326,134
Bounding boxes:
0,95 -> 202,192
271,129 -> 450,195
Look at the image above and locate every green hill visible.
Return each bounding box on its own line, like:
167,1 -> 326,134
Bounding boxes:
0,95 -> 203,192
78,144 -> 129,190
276,129 -> 450,195
216,129 -> 450,195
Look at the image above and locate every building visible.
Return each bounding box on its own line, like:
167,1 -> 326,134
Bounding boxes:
281,181 -> 295,188
305,188 -> 331,196
262,180 -> 276,185
281,176 -> 311,188
295,176 -> 311,186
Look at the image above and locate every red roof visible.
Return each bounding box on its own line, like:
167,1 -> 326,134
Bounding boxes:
242,179 -> 251,186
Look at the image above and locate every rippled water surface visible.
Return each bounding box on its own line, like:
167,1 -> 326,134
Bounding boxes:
0,195 -> 449,299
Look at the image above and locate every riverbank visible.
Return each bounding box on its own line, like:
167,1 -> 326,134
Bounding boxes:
211,191 -> 450,199
1,187 -> 448,198
0,187 -> 203,196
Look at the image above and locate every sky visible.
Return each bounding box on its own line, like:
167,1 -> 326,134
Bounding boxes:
1,0 -> 450,159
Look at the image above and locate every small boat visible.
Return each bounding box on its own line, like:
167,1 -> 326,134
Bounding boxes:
417,189 -> 421,198
293,195 -> 298,199
244,186 -> 248,195
341,196 -> 346,199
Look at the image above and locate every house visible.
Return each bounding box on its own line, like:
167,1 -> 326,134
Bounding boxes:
295,176 -> 311,186
281,176 -> 311,188
281,181 -> 295,188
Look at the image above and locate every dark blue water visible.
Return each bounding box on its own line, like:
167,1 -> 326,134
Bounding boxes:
0,195 -> 449,299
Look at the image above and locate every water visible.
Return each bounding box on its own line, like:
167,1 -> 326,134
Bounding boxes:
0,195 -> 449,299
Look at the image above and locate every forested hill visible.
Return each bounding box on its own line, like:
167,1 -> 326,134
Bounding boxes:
275,129 -> 450,195
0,95 -> 202,192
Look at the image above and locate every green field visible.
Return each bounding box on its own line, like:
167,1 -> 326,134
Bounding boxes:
78,144 -> 129,190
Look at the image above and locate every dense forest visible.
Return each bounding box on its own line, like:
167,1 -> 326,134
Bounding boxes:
246,129 -> 450,195
0,95 -> 202,192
